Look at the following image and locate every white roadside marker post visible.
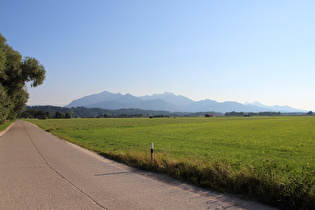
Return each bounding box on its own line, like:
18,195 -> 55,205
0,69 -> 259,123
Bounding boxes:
150,143 -> 154,162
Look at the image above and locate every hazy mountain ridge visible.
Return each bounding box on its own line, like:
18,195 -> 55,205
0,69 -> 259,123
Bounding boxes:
66,91 -> 306,113
141,92 -> 195,107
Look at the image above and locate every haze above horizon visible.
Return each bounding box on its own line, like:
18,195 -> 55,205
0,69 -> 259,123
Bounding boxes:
2,0 -> 315,111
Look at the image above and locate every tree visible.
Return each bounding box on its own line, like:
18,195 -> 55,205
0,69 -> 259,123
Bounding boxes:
0,34 -> 46,124
0,84 -> 9,124
307,111 -> 313,116
55,111 -> 64,119
20,112 -> 33,119
65,112 -> 72,119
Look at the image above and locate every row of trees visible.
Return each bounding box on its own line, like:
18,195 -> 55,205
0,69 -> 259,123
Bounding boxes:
20,108 -> 170,119
22,106 -> 175,118
20,107 -> 168,119
225,111 -> 313,116
19,109 -> 51,119
55,111 -> 72,119
0,34 -> 46,124
20,106 -> 314,120
225,111 -> 281,116
19,109 -> 72,119
23,106 -> 226,118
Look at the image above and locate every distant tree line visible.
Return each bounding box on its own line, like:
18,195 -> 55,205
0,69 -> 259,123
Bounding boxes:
181,112 -> 223,117
225,111 -> 314,117
20,106 -> 225,119
225,111 -> 281,116
205,114 -> 214,117
20,106 -> 312,119
19,109 -> 51,119
55,111 -> 72,119
149,114 -> 170,118
20,106 -> 175,119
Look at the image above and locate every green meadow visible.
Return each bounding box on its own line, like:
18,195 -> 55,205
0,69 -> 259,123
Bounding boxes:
28,116 -> 315,209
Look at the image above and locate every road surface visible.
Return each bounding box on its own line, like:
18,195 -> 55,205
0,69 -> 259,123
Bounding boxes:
0,121 -> 275,209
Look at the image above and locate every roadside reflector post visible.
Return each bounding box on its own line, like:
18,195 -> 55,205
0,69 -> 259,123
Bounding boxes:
150,143 -> 154,162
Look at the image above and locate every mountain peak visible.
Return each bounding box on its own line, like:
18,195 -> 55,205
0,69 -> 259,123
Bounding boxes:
162,92 -> 175,96
245,101 -> 267,107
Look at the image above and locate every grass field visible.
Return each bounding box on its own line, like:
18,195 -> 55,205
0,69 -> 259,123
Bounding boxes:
28,116 -> 315,209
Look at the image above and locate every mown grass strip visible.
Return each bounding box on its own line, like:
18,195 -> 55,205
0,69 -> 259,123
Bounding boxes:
0,121 -> 14,133
28,117 -> 315,209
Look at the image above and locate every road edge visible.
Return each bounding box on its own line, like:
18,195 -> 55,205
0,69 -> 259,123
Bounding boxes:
0,121 -> 15,138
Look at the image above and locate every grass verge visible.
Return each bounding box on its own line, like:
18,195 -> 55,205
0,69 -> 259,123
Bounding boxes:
96,150 -> 314,210
0,121 -> 14,133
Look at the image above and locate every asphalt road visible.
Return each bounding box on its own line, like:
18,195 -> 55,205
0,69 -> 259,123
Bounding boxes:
0,121 -> 276,209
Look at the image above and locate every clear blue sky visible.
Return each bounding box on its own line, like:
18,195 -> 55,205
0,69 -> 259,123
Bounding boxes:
2,0 -> 315,110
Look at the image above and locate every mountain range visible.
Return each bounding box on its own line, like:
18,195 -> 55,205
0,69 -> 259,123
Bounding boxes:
66,91 -> 306,113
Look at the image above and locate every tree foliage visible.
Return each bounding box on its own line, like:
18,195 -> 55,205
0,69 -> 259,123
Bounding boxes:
55,111 -> 64,119
65,111 -> 72,119
0,34 -> 46,124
